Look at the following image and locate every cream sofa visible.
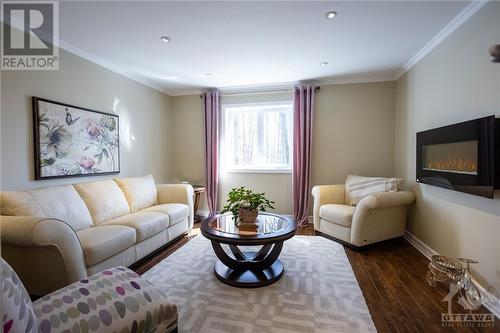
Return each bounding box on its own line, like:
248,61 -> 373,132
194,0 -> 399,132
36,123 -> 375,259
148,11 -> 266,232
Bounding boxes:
0,175 -> 194,296
312,184 -> 415,248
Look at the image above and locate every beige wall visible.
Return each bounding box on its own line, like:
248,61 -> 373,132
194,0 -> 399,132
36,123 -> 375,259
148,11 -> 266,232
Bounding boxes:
312,82 -> 396,187
395,2 -> 500,292
170,94 -> 207,210
171,82 -> 397,215
1,48 -> 174,190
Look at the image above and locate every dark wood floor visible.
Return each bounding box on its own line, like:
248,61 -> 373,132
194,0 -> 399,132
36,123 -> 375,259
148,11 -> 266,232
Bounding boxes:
132,224 -> 499,333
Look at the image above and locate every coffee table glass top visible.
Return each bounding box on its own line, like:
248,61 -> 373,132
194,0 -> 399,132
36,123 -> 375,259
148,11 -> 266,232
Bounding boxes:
209,213 -> 290,236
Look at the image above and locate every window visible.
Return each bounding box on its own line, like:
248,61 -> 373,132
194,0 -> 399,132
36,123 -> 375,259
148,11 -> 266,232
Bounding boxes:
222,102 -> 293,172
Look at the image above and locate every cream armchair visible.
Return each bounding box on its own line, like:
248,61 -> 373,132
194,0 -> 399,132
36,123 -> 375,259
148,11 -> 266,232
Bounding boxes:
311,185 -> 415,248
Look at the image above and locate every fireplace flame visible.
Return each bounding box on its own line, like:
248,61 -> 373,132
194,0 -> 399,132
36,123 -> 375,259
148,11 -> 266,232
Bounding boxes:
425,157 -> 477,174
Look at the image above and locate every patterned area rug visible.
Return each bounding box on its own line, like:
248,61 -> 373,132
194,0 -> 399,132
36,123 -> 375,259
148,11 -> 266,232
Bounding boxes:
143,235 -> 376,333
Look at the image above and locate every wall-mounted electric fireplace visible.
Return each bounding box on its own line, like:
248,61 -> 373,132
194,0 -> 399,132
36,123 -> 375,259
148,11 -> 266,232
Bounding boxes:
416,116 -> 499,198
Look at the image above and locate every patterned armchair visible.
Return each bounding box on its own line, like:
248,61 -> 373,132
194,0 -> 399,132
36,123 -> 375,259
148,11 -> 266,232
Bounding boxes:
1,257 -> 177,333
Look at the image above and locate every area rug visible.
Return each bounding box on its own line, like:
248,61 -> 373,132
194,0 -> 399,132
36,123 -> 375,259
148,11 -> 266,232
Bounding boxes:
142,235 -> 376,333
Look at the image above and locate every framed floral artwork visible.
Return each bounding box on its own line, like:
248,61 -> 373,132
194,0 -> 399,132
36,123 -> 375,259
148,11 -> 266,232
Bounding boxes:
33,97 -> 120,179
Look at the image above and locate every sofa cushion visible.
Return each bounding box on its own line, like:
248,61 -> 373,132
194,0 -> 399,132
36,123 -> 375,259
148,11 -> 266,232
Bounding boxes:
33,266 -> 177,333
0,191 -> 45,217
114,175 -> 158,212
141,203 -> 188,226
74,180 -> 131,225
77,225 -> 136,266
27,185 -> 93,231
102,212 -> 169,242
320,204 -> 355,228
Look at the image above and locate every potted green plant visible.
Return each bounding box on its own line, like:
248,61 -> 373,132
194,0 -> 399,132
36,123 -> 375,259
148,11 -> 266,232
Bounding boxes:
221,187 -> 275,223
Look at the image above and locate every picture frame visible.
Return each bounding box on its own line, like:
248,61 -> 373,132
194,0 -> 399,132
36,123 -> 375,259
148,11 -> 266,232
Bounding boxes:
33,97 -> 120,180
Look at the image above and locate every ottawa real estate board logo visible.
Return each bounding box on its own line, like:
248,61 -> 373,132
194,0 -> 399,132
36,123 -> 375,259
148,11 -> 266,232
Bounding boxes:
1,1 -> 59,70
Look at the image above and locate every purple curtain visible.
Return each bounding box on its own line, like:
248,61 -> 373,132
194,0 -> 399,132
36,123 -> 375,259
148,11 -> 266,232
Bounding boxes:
203,90 -> 220,216
293,85 -> 315,226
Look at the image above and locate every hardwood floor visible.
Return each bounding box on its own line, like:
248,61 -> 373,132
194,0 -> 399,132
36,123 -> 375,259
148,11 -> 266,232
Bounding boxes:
132,223 -> 499,333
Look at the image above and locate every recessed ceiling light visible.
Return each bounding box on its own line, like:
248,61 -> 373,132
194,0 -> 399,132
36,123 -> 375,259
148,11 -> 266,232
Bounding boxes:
325,11 -> 337,19
320,62 -> 328,66
160,36 -> 171,43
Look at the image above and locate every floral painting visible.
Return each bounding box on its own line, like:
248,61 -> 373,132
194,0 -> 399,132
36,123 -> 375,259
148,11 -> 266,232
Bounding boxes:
33,97 -> 120,179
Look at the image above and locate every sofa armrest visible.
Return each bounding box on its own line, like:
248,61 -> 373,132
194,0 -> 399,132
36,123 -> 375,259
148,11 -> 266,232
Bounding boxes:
311,185 -> 345,230
357,191 -> 415,210
156,184 -> 195,228
1,216 -> 87,289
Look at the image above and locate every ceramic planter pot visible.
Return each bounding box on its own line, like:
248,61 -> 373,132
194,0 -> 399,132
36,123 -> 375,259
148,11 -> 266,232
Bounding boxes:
238,208 -> 258,223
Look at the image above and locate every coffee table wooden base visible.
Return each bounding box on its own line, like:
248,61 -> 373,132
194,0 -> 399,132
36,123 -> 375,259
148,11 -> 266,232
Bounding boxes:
210,241 -> 284,288
214,258 -> 284,288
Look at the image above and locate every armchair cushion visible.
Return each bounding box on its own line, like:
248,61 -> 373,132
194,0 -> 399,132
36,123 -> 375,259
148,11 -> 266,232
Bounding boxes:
141,203 -> 189,226
102,212 -> 169,241
1,257 -> 37,333
345,175 -> 401,206
33,266 -> 178,333
114,175 -> 158,212
77,225 -> 136,266
319,204 -> 355,227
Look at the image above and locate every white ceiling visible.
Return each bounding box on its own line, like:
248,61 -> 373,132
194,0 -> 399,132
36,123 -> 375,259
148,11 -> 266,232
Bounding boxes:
57,1 -> 471,95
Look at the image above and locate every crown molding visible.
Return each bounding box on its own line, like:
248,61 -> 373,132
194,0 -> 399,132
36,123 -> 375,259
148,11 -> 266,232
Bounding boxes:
167,73 -> 397,97
168,89 -> 205,97
394,0 -> 489,80
317,72 -> 395,86
58,40 -> 174,95
220,82 -> 297,95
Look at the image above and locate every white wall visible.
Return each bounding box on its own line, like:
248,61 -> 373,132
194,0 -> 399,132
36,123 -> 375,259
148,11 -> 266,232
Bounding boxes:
1,48 -> 174,190
171,81 -> 397,215
395,2 -> 500,292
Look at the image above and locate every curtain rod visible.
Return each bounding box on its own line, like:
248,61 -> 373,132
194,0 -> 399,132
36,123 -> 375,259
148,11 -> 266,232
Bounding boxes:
199,86 -> 320,98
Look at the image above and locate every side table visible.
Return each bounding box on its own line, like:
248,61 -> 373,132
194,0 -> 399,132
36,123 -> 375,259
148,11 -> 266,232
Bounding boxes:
192,185 -> 206,223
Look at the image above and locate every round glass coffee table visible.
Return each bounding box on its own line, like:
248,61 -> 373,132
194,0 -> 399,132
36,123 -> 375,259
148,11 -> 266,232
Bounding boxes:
201,212 -> 297,288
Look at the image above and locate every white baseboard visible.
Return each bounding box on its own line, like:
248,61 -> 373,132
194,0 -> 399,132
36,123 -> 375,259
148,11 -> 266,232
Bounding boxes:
404,230 -> 438,259
404,231 -> 500,319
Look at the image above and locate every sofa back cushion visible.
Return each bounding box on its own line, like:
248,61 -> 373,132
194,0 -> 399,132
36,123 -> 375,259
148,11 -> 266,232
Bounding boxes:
27,185 -> 93,231
1,257 -> 38,333
74,179 -> 130,225
114,175 -> 158,212
0,191 -> 45,217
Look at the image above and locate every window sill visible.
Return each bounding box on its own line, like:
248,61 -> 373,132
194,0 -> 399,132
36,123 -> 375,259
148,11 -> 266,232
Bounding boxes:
223,169 -> 292,174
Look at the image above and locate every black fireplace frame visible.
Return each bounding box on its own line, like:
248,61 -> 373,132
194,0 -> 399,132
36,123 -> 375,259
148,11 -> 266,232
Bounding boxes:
416,115 -> 499,199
